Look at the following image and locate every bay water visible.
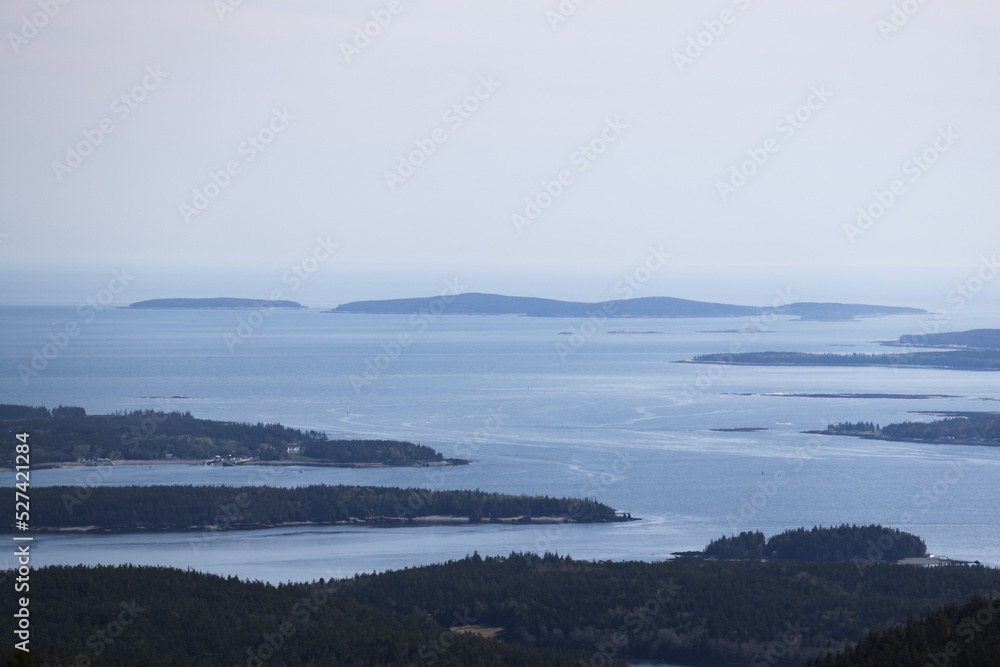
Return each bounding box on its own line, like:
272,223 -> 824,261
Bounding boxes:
2,306 -> 999,583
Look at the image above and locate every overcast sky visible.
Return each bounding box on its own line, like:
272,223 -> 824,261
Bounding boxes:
1,0 -> 998,308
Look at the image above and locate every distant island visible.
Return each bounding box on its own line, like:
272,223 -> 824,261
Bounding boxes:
781,301 -> 925,321
727,392 -> 960,400
710,427 -> 768,432
808,412 -> 1000,447
325,292 -> 924,320
882,328 -> 1000,349
698,327 -> 773,334
126,297 -> 305,309
683,350 -> 1000,371
0,404 -> 464,467
6,484 -> 632,532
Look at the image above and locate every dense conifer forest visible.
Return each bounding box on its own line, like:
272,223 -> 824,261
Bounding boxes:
807,593 -> 1000,666
0,564 -> 599,666
300,439 -> 443,464
336,554 -> 1000,665
5,554 -> 997,666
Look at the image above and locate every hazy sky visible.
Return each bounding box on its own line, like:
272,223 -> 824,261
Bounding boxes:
1,0 -> 998,307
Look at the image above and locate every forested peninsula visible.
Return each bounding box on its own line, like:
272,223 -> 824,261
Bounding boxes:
0,404 -> 464,467
883,328 -> 1000,349
810,412 -> 1000,447
3,484 -> 629,531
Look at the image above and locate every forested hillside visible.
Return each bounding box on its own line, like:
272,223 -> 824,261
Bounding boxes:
339,552 -> 1000,666
3,554 -> 997,665
0,564 -> 596,666
808,593 -> 1000,666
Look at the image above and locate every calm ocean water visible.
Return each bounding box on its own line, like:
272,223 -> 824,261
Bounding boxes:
2,305 -> 999,582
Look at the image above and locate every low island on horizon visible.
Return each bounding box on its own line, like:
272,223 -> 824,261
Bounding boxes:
882,328 -> 1000,349
117,292 -> 928,321
683,328 -> 1000,372
125,297 -> 305,309
323,292 -> 925,321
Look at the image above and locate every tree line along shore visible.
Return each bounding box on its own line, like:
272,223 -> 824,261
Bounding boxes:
811,412 -> 1000,447
4,484 -> 630,532
0,404 -> 465,467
